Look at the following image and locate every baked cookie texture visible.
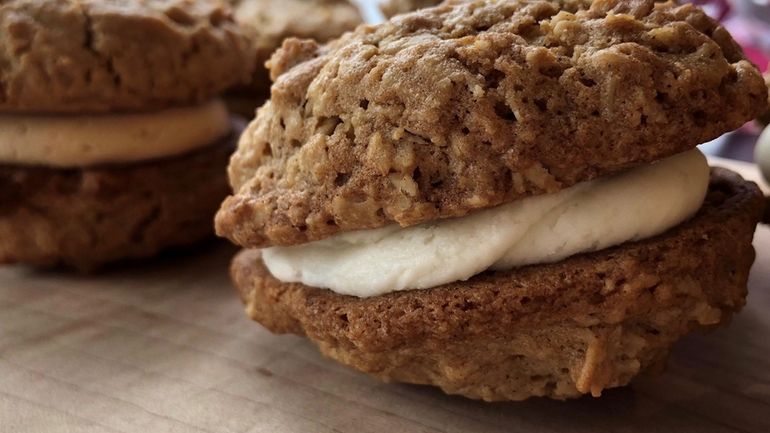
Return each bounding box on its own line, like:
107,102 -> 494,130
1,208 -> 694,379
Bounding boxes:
231,168 -> 764,401
380,0 -> 443,18
231,0 -> 362,97
0,0 -> 254,113
216,0 -> 768,249
0,138 -> 233,271
757,72 -> 770,126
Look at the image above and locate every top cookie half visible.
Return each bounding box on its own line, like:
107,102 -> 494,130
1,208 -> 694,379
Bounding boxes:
0,0 -> 254,113
217,0 -> 767,249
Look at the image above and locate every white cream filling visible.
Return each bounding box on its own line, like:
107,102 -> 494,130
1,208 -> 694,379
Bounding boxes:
0,99 -> 230,167
263,149 -> 709,298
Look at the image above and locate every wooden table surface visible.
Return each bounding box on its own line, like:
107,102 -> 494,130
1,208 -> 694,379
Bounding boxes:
1,156 -> 769,433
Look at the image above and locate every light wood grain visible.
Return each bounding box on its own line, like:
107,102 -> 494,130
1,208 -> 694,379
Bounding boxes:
1,157 -> 769,433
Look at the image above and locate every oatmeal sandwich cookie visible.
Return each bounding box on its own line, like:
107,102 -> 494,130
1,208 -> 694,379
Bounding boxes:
218,0 -> 767,400
0,0 -> 253,270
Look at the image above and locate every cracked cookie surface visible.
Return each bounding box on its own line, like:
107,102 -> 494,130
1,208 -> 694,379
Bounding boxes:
0,0 -> 253,113
217,0 -> 767,249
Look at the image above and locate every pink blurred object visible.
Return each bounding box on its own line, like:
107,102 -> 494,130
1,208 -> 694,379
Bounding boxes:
688,0 -> 770,146
690,0 -> 770,72
690,0 -> 732,20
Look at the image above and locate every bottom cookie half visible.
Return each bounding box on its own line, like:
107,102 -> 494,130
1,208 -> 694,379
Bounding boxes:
0,138 -> 233,271
231,168 -> 764,401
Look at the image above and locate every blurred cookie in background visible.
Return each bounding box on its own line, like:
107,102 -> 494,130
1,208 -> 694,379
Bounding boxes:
379,0 -> 442,17
0,0 -> 253,271
227,0 -> 363,117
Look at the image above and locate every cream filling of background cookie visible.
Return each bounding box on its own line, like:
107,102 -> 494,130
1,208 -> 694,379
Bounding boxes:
263,149 -> 709,298
0,99 -> 230,167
